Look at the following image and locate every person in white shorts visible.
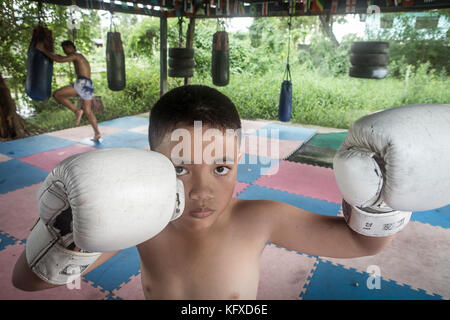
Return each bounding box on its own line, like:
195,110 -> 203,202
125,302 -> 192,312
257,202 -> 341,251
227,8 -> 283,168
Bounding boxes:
74,76 -> 94,101
36,40 -> 102,141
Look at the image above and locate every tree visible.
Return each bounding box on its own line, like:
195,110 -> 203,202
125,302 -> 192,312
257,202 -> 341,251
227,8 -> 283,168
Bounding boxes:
249,15 -> 341,50
0,0 -> 101,140
0,0 -> 39,139
0,74 -> 28,140
127,17 -> 160,59
319,14 -> 339,47
366,10 -> 450,75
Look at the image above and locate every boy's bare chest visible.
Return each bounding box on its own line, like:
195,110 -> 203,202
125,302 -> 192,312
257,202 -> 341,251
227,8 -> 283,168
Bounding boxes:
137,228 -> 264,299
72,57 -> 90,76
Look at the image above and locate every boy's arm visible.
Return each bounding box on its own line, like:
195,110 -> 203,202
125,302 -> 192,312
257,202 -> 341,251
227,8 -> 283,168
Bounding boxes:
12,149 -> 183,291
12,248 -> 119,291
264,104 -> 450,258
35,42 -> 75,63
260,200 -> 394,258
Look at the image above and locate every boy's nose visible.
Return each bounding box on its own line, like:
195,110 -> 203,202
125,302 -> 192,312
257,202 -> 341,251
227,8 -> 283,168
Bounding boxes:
189,189 -> 213,201
189,184 -> 214,201
189,175 -> 213,201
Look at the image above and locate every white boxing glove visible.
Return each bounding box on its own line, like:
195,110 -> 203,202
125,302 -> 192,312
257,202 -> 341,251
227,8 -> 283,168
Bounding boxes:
26,148 -> 184,285
333,104 -> 450,237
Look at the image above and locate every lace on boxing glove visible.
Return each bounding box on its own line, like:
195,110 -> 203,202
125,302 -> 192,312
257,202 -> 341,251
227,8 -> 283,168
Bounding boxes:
26,178 -> 101,285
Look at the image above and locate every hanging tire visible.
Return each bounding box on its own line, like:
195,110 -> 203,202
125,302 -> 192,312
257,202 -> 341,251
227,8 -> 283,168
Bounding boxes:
349,66 -> 388,79
168,67 -> 194,78
169,58 -> 195,69
169,48 -> 195,59
351,41 -> 389,54
168,48 -> 195,78
350,53 -> 389,67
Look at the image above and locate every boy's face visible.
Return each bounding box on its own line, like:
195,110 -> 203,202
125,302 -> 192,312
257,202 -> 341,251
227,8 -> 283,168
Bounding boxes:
62,45 -> 74,55
153,123 -> 242,232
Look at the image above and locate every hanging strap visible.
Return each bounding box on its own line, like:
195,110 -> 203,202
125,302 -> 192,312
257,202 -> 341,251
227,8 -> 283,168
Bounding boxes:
178,17 -> 184,47
37,0 -> 43,26
71,1 -> 78,45
109,10 -> 118,33
283,15 -> 292,82
283,63 -> 292,82
216,18 -> 226,32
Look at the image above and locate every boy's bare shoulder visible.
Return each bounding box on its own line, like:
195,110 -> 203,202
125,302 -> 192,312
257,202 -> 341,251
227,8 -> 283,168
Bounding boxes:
230,198 -> 281,223
72,52 -> 87,61
229,198 -> 281,241
231,198 -> 279,212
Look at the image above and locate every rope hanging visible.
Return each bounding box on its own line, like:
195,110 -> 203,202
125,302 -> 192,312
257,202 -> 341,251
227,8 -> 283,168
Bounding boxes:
178,17 -> 184,47
109,10 -> 117,32
283,15 -> 292,82
216,18 -> 226,32
278,13 -> 294,122
37,0 -> 43,26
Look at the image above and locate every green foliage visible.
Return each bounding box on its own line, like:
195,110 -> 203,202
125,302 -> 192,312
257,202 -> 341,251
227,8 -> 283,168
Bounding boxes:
368,11 -> 450,76
87,58 -> 160,120
2,6 -> 449,136
388,38 -> 450,77
127,17 -> 160,59
299,33 -> 358,77
26,58 -> 159,132
1,0 -> 50,89
249,17 -> 288,54
216,62 -> 450,128
24,55 -> 450,134
0,0 -> 101,93
399,62 -> 450,105
228,34 -> 276,76
189,19 -> 217,76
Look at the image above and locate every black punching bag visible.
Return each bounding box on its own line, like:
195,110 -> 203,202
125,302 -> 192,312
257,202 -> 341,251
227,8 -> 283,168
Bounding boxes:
106,32 -> 126,91
278,80 -> 292,122
211,31 -> 229,86
278,65 -> 292,122
26,26 -> 54,101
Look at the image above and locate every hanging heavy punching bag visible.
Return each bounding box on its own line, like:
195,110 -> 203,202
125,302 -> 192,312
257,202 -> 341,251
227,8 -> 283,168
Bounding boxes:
278,80 -> 292,122
278,16 -> 293,122
106,32 -> 126,91
211,31 -> 229,86
25,26 -> 54,101
278,63 -> 292,122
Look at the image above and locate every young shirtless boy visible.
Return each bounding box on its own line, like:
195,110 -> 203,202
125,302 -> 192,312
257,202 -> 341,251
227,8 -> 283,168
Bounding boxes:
13,85 -> 423,300
36,40 -> 101,141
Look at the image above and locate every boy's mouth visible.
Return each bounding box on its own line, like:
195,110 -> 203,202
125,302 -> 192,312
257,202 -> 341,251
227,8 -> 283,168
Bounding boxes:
189,207 -> 214,219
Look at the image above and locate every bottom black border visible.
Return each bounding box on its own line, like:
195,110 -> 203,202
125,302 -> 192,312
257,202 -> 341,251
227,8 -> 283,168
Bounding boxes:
1,300 -> 448,318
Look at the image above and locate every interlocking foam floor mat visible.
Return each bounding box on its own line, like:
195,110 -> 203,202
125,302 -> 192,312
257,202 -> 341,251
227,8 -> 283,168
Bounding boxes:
1,115 -> 449,300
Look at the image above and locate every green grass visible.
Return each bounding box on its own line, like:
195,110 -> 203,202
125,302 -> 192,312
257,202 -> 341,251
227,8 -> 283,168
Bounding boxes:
211,63 -> 450,129
25,59 -> 450,134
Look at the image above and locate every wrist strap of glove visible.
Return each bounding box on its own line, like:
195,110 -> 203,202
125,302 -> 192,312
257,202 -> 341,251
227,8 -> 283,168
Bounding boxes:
26,219 -> 101,285
342,200 -> 412,237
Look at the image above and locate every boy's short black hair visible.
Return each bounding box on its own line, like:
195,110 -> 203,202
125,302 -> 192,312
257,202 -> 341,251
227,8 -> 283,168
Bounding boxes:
61,40 -> 76,50
149,85 -> 241,150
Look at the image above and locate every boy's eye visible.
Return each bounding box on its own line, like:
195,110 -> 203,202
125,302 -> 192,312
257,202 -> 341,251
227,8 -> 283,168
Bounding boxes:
214,166 -> 230,175
175,166 -> 188,176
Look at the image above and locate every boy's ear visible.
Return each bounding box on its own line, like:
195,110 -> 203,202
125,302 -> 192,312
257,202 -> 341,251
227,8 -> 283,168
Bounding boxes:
237,152 -> 242,164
